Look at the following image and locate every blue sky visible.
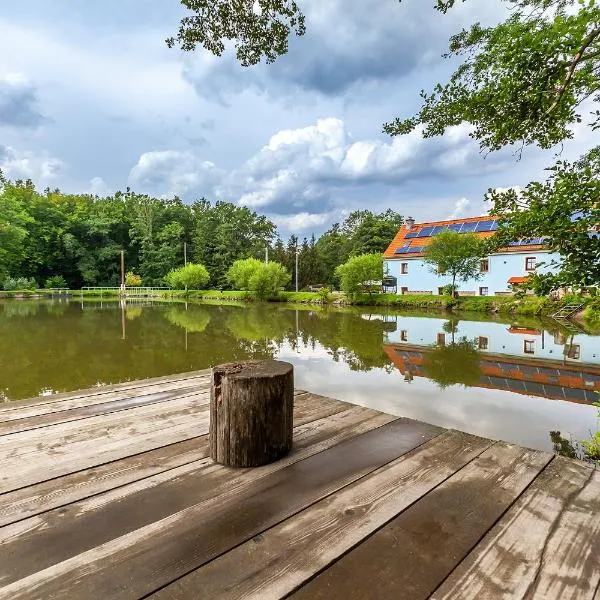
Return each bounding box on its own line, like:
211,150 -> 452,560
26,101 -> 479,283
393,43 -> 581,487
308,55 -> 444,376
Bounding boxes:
0,1 -> 595,234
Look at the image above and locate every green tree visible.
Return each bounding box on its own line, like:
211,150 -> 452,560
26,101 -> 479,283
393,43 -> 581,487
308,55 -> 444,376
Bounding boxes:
165,263 -> 210,290
487,149 -> 600,292
125,271 -> 142,287
227,258 -> 265,290
335,253 -> 383,298
422,231 -> 484,294
249,262 -> 291,299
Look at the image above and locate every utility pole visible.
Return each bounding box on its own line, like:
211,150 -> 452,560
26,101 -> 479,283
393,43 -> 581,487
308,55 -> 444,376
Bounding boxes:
184,242 -> 187,266
295,245 -> 299,293
120,250 -> 125,293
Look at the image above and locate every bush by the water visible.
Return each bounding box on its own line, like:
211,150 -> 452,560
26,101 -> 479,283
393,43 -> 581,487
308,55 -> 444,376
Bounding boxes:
165,263 -> 210,290
3,277 -> 38,291
44,275 -> 67,289
227,258 -> 291,300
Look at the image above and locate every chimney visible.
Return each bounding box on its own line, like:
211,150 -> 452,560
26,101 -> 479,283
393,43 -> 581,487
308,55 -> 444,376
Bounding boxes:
405,216 -> 415,230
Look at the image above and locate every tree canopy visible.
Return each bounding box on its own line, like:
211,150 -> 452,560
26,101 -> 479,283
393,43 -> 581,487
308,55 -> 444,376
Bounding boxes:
422,230 -> 484,292
335,253 -> 384,297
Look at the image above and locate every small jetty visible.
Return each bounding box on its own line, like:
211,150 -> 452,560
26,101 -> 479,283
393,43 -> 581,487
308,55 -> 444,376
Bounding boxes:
0,370 -> 598,599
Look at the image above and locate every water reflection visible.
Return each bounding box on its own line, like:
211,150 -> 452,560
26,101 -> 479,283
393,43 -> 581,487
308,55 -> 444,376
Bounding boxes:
1,298 -> 599,454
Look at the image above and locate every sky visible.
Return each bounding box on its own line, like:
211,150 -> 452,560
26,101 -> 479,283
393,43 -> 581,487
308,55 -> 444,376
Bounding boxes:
0,0 -> 595,236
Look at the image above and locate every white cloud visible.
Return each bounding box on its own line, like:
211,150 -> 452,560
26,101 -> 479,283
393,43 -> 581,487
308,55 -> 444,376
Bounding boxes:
218,118 -> 512,215
87,176 -> 111,196
272,212 -> 332,231
128,150 -> 225,198
446,197 -> 471,220
0,145 -> 65,183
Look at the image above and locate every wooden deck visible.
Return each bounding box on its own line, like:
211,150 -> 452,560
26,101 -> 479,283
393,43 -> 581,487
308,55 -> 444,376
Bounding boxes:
0,371 -> 598,600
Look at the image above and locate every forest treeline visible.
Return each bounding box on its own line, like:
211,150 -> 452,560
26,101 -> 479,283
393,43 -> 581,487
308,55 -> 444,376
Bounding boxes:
0,176 -> 403,289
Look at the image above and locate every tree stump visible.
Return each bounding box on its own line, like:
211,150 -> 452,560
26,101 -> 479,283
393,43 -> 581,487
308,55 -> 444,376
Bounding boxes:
209,360 -> 294,468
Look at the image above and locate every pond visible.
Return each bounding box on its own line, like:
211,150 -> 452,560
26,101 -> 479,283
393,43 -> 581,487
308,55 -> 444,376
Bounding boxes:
1,298 -> 598,455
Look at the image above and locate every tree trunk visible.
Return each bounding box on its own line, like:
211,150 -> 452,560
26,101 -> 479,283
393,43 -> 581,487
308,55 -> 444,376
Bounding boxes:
209,360 -> 294,467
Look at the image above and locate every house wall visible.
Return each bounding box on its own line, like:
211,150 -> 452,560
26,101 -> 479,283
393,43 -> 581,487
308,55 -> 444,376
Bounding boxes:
384,250 -> 561,295
385,316 -> 600,366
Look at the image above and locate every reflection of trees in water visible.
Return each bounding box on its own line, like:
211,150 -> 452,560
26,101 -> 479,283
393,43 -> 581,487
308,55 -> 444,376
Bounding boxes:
2,301 -> 41,319
125,306 -> 143,321
423,338 -> 482,389
164,307 -> 211,332
225,306 -> 294,342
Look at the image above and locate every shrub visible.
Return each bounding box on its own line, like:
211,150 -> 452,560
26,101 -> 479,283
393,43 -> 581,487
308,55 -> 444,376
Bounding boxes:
249,262 -> 291,300
335,254 -> 383,298
317,287 -> 332,303
125,271 -> 142,287
44,275 -> 68,289
3,276 -> 38,291
165,263 -> 210,290
226,258 -> 264,290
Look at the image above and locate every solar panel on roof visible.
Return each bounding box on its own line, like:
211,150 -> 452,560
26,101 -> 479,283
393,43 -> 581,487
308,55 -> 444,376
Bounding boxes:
394,244 -> 411,254
475,220 -> 494,232
490,221 -> 499,231
460,221 -> 477,233
447,223 -> 462,232
406,246 -> 423,253
404,231 -> 418,239
431,225 -> 448,236
417,227 -> 434,237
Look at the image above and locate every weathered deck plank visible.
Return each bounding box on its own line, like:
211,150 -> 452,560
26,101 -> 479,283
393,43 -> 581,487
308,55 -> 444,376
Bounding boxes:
0,406 -> 396,582
149,430 -> 491,600
289,442 -> 552,600
0,418 -> 441,600
431,457 -> 596,600
0,372 -> 210,419
0,384 -> 206,436
0,394 -> 208,493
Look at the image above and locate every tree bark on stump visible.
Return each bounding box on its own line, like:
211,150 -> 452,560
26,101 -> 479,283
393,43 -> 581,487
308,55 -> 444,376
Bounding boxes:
210,360 -> 294,468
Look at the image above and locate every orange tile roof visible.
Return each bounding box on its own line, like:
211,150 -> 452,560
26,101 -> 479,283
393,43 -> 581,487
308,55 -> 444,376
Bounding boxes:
508,276 -> 530,284
384,215 -> 545,258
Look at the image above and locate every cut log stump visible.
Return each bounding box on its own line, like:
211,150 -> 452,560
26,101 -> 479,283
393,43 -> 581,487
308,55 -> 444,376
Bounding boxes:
210,360 -> 294,467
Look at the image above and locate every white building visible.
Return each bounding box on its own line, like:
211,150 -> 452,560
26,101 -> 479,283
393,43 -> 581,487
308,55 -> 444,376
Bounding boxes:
383,216 -> 561,296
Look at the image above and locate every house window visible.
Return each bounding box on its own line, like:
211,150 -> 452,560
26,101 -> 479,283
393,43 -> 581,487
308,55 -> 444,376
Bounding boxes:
401,287 -> 409,295
400,330 -> 408,342
479,287 -> 489,296
524,340 -> 535,354
525,257 -> 537,271
401,263 -> 408,274
437,333 -> 446,346
478,336 -> 489,350
566,344 -> 581,359
554,332 -> 567,345
480,259 -> 489,273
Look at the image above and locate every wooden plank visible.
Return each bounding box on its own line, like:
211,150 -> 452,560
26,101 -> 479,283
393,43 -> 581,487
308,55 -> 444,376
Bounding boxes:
0,393 -> 356,527
150,430 -> 493,600
0,418 -> 441,600
528,468 -> 600,600
0,395 -> 207,493
287,442 -> 551,600
0,374 -> 210,422
292,392 -> 355,426
0,437 -> 208,528
0,406 -> 396,583
431,457 -> 596,600
0,369 -> 210,413
0,385 -> 206,436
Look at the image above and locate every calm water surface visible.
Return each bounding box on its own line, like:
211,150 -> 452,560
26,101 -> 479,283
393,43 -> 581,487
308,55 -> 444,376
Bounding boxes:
1,298 -> 599,454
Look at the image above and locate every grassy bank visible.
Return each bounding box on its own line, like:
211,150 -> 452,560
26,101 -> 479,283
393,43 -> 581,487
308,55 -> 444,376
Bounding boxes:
3,288 -> 599,325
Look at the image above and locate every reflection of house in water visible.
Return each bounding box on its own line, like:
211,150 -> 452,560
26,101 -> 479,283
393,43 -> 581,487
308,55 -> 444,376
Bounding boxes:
383,316 -> 600,404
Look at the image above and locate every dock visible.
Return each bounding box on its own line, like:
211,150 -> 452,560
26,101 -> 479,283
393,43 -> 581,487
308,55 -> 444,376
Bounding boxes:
0,371 -> 599,599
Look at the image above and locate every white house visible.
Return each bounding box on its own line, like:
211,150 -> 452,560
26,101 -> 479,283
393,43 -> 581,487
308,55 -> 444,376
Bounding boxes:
383,216 -> 561,296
